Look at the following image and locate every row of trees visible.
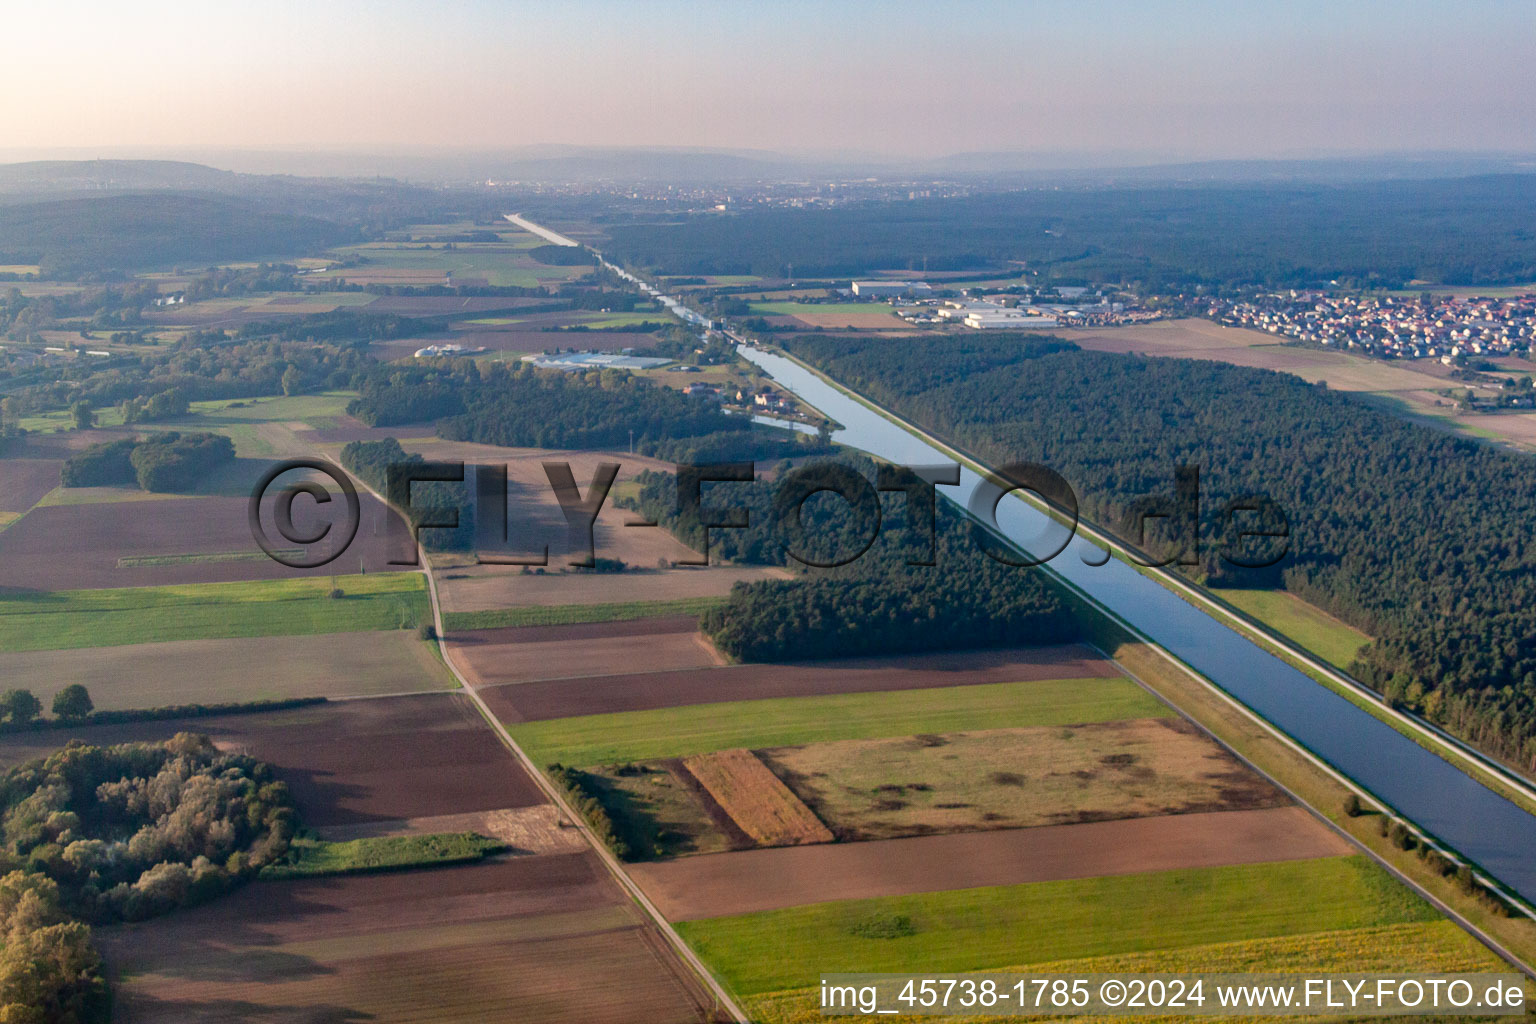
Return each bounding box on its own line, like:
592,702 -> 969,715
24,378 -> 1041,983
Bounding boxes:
785,332 -> 1536,772
0,686 -> 94,728
60,432 -> 235,492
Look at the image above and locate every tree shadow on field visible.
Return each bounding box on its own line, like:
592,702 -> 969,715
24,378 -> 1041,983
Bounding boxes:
114,992 -> 373,1023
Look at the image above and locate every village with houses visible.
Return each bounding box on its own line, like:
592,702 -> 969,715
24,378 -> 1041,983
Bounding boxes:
1204,291 -> 1536,364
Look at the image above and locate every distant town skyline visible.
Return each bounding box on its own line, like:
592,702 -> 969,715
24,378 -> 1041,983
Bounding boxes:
5,0 -> 1534,162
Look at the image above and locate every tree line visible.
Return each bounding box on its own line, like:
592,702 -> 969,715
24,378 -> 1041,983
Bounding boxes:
631,455 -> 1081,661
786,332 -> 1536,772
61,432 -> 235,492
602,175 -> 1536,289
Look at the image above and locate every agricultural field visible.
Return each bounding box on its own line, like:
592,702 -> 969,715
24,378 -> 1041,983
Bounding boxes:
307,240 -> 591,289
745,919 -> 1504,1024
761,719 -> 1284,840
98,854 -> 713,1024
482,645 -> 1122,722
416,443 -> 793,613
630,807 -> 1350,920
1214,586 -> 1373,669
680,748 -> 833,847
0,490 -> 410,588
505,672 -> 1168,766
749,300 -> 912,330
675,856 -> 1445,1003
0,574 -> 430,652
453,614 -> 724,686
0,629 -> 452,709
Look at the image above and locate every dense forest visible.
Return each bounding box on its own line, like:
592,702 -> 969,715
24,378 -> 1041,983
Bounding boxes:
0,733 -> 295,1022
785,332 -> 1536,771
61,432 -> 235,492
340,437 -> 474,550
631,456 -> 1080,661
0,194 -> 356,278
603,175 -> 1536,288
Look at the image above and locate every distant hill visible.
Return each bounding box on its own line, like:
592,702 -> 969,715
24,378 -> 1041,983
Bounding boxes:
0,159 -> 242,195
0,193 -> 356,277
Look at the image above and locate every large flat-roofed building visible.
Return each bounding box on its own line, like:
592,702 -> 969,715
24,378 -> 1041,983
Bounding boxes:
963,312 -> 1059,329
851,280 -> 933,298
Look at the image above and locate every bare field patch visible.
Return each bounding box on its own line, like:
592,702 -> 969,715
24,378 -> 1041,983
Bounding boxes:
454,623 -> 723,686
0,458 -> 61,513
0,630 -> 452,710
765,719 -> 1285,841
100,855 -> 712,1024
1074,318 -> 1269,353
0,492 -> 409,589
789,311 -> 914,329
1075,318 -> 1442,391
681,749 -> 834,847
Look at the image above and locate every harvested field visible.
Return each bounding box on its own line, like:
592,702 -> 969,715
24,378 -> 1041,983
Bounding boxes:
99,854 -> 712,1024
361,295 -> 562,315
509,674 -> 1166,767
453,615 -> 723,686
0,630 -> 452,710
789,311 -> 913,329
0,492 -> 410,589
680,749 -> 833,847
1075,318 -> 1443,392
634,806 -> 1350,920
764,719 -> 1285,840
0,694 -> 544,826
0,458 -> 61,513
485,645 -> 1122,723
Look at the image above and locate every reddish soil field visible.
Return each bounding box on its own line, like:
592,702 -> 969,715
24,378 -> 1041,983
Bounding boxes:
0,694 -> 545,827
452,613 -> 702,646
0,492 -> 411,590
0,458 -> 60,513
100,854 -> 713,1023
481,645 -> 1120,723
454,623 -> 723,686
631,806 -> 1353,920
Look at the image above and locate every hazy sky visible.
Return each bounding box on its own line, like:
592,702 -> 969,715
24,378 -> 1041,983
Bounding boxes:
4,0 -> 1534,162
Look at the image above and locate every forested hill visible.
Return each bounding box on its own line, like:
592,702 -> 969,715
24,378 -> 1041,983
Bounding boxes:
0,193 -> 355,277
784,332 -> 1536,773
603,175 -> 1536,288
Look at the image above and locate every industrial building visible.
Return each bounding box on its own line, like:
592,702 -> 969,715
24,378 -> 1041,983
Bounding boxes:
851,280 -> 933,298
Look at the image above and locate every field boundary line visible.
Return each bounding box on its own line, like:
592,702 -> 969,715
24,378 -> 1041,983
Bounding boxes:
303,433 -> 748,1022
421,561 -> 750,1022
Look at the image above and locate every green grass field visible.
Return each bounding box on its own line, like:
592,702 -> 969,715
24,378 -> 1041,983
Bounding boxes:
678,856 -> 1436,997
0,573 -> 429,652
1215,588 -> 1371,669
261,833 -> 506,879
508,676 -> 1169,766
442,596 -> 723,632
